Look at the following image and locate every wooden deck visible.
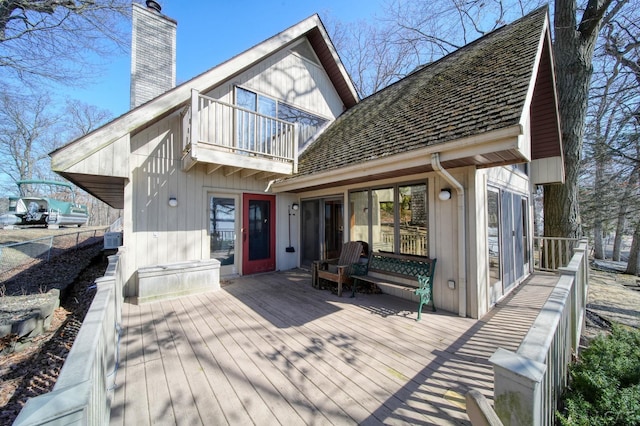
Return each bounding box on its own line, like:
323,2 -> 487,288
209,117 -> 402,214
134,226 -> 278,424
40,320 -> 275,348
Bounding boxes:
109,270 -> 557,425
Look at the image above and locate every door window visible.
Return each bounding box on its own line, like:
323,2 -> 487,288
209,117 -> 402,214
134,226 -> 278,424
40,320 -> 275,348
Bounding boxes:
210,197 -> 236,267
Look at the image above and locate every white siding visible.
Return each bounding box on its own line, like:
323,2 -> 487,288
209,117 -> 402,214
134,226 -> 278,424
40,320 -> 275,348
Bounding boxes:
63,135 -> 129,178
531,156 -> 564,184
123,114 -> 278,296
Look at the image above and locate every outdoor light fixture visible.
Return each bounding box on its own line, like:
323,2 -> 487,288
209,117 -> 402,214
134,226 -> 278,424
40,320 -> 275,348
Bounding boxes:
439,189 -> 452,201
168,197 -> 178,207
291,203 -> 299,211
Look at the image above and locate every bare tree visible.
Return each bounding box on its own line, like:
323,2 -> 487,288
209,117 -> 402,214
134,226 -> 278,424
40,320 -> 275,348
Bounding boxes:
0,0 -> 130,85
600,11 -> 640,272
0,91 -> 61,185
0,90 -> 117,225
65,99 -> 113,139
329,18 -> 419,98
543,1 -> 628,240
580,51 -> 635,259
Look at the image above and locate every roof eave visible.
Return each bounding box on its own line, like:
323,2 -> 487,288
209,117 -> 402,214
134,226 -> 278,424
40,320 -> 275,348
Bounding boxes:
272,125 -> 525,193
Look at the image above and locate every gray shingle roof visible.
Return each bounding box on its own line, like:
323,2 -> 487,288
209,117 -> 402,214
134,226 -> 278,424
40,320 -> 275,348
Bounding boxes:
297,7 -> 547,177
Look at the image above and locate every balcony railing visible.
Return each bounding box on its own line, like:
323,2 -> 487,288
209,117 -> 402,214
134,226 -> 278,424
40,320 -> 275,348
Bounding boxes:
182,89 -> 298,174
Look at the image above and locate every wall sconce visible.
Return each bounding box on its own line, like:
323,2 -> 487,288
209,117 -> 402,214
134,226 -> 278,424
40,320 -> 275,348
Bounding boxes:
438,189 -> 452,201
168,197 -> 178,207
291,203 -> 299,212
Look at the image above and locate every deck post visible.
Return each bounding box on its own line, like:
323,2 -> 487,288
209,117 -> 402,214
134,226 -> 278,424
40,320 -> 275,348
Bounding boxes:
190,89 -> 199,159
490,348 -> 546,426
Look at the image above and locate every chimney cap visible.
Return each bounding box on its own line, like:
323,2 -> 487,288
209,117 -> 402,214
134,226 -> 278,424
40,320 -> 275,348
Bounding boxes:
146,0 -> 162,13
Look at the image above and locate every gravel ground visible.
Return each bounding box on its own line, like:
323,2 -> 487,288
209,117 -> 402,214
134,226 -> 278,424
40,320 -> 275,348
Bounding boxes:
0,248 -> 637,424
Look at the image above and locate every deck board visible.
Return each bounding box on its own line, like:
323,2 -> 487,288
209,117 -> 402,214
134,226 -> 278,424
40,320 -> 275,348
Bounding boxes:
110,269 -> 556,425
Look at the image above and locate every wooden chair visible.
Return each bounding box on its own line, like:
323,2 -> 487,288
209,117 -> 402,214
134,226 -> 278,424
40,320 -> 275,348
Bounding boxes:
312,241 -> 363,297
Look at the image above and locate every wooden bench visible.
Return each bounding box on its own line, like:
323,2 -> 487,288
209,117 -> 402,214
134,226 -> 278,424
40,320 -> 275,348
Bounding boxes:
352,252 -> 436,321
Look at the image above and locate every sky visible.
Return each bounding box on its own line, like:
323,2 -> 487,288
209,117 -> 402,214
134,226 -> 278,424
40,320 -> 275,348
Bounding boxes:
62,0 -> 385,118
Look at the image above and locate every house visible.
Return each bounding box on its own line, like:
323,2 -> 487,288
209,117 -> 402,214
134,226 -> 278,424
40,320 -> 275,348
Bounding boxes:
50,2 -> 562,318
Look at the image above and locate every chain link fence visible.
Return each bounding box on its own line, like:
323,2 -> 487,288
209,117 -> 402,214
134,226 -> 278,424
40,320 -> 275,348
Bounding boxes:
0,228 -> 108,283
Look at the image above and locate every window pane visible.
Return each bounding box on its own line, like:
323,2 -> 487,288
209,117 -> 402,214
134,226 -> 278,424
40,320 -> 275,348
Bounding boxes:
258,96 -> 277,153
248,200 -> 271,261
236,87 -> 256,152
236,87 -> 256,110
278,102 -> 328,149
399,184 -> 428,256
522,197 -> 529,265
210,197 -> 236,266
372,188 -> 394,252
349,190 -> 369,247
487,190 -> 501,286
324,200 -> 343,259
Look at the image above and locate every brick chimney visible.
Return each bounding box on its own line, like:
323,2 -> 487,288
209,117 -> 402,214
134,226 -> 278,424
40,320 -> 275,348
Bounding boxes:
130,1 -> 177,109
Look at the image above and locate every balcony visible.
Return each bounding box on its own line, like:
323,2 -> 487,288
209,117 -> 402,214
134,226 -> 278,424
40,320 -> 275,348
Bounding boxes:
182,89 -> 298,178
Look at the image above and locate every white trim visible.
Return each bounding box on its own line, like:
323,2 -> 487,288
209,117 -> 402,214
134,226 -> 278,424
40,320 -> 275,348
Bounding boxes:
272,124 -> 524,193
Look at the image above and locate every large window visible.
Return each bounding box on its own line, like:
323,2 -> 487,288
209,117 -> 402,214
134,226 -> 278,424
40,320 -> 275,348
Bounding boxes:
235,87 -> 328,150
349,183 -> 428,256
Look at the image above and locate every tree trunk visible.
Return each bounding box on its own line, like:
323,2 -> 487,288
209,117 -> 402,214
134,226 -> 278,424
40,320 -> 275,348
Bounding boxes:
545,0 -> 612,239
612,205 -> 628,261
625,221 -> 640,275
593,219 -> 605,259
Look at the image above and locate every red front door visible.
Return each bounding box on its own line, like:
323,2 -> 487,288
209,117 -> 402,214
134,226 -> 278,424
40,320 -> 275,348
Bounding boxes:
242,193 -> 276,274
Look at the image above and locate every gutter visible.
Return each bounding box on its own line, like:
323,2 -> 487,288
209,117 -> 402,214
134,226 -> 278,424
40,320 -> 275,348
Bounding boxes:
431,152 -> 467,318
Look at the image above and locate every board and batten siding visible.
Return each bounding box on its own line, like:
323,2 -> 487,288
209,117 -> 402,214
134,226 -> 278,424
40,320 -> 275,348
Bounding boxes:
58,134 -> 129,178
124,113 -> 269,296
203,40 -> 344,120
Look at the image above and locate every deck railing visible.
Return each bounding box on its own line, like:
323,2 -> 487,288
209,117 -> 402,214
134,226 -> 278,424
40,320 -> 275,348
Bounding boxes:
13,248 -> 125,426
183,89 -> 298,167
533,236 -> 579,272
488,239 -> 589,426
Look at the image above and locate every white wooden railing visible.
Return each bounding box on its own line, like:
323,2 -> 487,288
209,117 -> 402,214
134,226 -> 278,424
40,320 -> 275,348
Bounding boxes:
533,236 -> 579,272
183,89 -> 298,167
488,239 -> 589,426
13,248 -> 125,426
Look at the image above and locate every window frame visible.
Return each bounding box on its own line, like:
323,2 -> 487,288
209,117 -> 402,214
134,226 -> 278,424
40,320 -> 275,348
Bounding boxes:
234,85 -> 329,150
349,180 -> 429,257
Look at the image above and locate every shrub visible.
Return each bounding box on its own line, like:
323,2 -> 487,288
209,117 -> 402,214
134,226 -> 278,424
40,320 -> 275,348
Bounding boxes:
557,324 -> 640,425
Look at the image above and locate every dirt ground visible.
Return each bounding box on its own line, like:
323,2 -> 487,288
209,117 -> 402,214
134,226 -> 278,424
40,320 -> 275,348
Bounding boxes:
0,226 -> 106,245
0,242 -> 107,424
584,264 -> 640,338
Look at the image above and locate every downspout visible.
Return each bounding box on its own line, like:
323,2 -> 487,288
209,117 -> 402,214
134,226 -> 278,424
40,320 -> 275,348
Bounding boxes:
431,153 -> 467,318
